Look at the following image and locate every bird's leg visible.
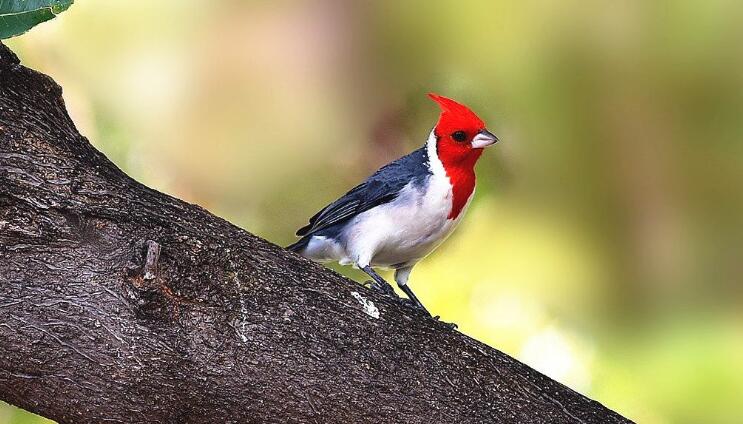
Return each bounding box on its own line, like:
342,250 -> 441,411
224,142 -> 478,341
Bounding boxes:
360,265 -> 398,298
398,285 -> 429,315
395,266 -> 457,329
394,267 -> 429,314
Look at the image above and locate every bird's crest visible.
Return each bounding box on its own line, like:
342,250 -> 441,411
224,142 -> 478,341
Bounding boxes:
428,93 -> 485,136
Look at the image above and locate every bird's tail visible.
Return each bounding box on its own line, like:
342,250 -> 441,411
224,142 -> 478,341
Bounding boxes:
286,236 -> 310,254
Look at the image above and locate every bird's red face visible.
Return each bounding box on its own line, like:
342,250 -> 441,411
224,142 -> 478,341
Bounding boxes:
428,93 -> 498,169
428,93 -> 498,220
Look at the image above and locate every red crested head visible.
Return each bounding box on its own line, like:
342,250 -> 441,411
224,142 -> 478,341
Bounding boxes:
428,93 -> 497,164
429,93 -> 485,138
427,93 -> 498,219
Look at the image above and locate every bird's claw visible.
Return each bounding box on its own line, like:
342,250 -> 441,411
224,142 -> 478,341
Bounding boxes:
363,281 -> 456,329
397,297 -> 418,309
363,279 -> 398,298
399,304 -> 457,329
433,315 -> 458,329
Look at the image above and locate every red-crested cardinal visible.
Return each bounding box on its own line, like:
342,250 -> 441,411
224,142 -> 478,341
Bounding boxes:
288,93 -> 498,317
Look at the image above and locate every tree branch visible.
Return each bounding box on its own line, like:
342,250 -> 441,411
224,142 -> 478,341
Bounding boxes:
0,41 -> 631,424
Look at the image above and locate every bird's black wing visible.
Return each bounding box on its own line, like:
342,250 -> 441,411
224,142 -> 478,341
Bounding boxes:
295,147 -> 431,237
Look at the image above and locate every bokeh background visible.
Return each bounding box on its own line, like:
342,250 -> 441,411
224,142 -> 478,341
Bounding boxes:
4,0 -> 743,423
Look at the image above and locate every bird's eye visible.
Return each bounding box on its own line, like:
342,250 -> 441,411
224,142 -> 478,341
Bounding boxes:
452,131 -> 467,142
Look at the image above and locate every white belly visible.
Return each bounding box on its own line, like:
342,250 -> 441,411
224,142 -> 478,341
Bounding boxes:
306,172 -> 472,269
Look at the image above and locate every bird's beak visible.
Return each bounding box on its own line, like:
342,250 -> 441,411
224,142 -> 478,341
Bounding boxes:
471,129 -> 499,149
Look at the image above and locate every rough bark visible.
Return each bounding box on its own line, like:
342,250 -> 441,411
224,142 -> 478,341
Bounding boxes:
0,41 -> 631,424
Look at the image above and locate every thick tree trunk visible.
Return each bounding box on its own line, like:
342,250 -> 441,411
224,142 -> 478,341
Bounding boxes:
0,41 -> 631,424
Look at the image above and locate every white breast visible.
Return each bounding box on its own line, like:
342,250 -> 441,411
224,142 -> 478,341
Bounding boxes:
339,131 -> 473,269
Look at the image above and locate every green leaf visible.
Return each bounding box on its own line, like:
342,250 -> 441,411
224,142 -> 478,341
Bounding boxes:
0,0 -> 73,39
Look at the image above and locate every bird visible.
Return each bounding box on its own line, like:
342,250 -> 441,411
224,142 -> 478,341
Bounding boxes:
288,93 -> 498,317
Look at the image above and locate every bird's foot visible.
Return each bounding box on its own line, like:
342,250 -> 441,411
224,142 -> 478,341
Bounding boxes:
396,297 -> 419,309
363,279 -> 398,298
432,315 -> 458,329
401,303 -> 457,329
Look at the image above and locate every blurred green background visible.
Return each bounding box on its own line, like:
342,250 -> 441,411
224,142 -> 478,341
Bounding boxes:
4,1 -> 743,423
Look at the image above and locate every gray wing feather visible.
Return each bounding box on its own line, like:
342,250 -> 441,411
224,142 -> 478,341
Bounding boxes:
295,147 -> 430,237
